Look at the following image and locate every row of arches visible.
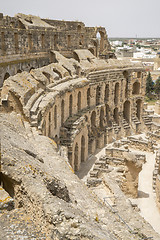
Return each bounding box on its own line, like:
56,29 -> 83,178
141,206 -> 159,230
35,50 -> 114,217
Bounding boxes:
47,94 -> 142,139
72,99 -> 142,171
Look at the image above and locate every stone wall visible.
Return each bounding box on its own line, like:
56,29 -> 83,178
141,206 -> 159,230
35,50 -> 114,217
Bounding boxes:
0,13 -> 115,87
1,50 -> 146,171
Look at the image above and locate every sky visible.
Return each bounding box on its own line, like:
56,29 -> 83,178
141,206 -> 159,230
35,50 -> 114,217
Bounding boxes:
1,0 -> 160,38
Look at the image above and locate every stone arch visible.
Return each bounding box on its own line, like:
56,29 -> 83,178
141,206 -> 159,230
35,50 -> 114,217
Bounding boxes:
96,85 -> 101,105
79,35 -> 84,46
137,72 -> 141,78
123,70 -> 129,79
132,81 -> 140,94
77,25 -> 81,33
114,82 -> 119,105
96,31 -> 104,51
74,143 -> 79,171
69,94 -> 73,117
123,100 -> 130,122
61,99 -> 64,125
87,88 -> 90,107
54,105 -> 57,129
136,99 -> 142,120
104,84 -> 109,102
4,72 -> 10,81
81,135 -> 85,162
123,71 -> 129,98
91,111 -> 96,127
100,106 -> 104,128
42,71 -> 52,84
77,91 -> 81,111
53,68 -> 62,79
113,107 -> 119,124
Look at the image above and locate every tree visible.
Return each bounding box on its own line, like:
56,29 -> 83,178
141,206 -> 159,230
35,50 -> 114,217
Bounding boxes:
146,72 -> 154,97
154,76 -> 160,99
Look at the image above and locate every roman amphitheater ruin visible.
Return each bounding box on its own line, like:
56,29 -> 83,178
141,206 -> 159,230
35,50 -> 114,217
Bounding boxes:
0,13 -> 160,239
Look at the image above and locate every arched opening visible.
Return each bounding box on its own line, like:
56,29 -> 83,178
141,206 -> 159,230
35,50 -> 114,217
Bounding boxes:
87,88 -> 91,107
54,34 -> 58,49
69,94 -> 73,117
4,72 -> 10,81
54,105 -> 57,129
114,82 -> 119,105
42,71 -> 52,84
104,84 -> 109,102
29,67 -> 34,72
53,68 -> 62,79
96,85 -> 101,105
74,143 -> 79,171
28,33 -> 32,51
96,31 -> 104,51
41,33 -> 45,49
77,25 -> 81,33
61,100 -> 64,125
132,82 -> 140,95
79,35 -> 83,46
77,91 -> 81,112
100,107 -> 104,128
113,107 -> 119,124
81,136 -> 85,162
1,32 -> 5,55
48,111 -> 51,137
136,99 -> 142,120
123,100 -> 130,122
91,111 -> 96,127
73,52 -> 80,62
67,35 -> 71,47
14,32 -> 19,53
88,48 -> 94,55
123,71 -> 129,98
17,69 -> 22,73
137,72 -> 141,78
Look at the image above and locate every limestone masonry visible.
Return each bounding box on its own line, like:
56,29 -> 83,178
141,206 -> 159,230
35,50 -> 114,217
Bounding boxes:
0,13 -> 160,240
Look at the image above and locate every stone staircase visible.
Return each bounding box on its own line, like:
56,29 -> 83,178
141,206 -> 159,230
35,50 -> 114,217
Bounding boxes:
87,155 -> 124,187
122,118 -> 130,129
112,122 -> 121,134
142,114 -> 152,129
132,116 -> 141,125
60,109 -> 88,148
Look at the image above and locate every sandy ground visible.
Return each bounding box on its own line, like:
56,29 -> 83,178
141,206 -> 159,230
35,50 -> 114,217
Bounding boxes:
136,149 -> 160,234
